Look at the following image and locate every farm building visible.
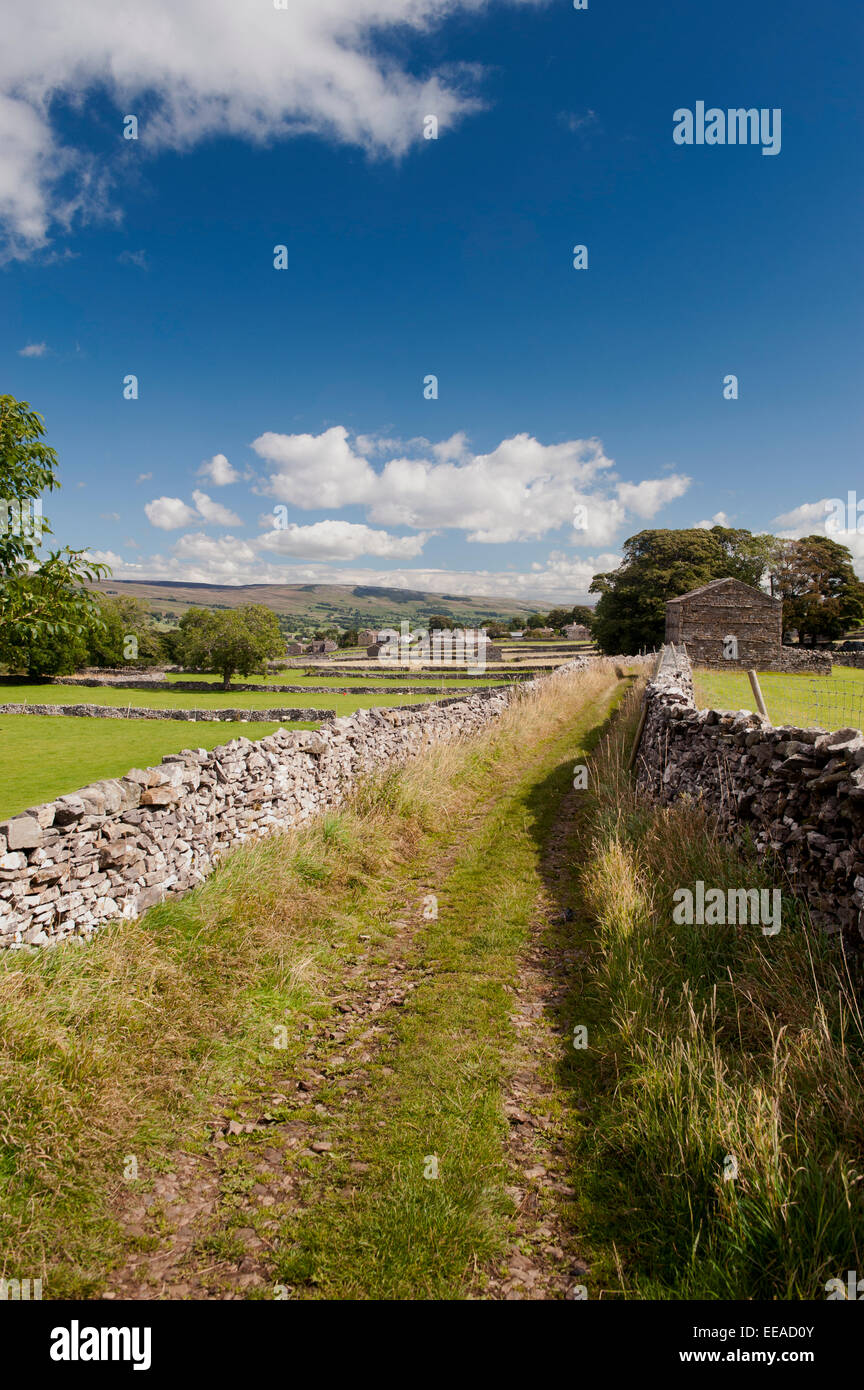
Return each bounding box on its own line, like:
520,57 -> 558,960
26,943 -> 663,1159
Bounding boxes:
665,577 -> 781,667
563,623 -> 590,641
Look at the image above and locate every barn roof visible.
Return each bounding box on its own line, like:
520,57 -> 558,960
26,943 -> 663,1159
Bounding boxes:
666,577 -> 779,606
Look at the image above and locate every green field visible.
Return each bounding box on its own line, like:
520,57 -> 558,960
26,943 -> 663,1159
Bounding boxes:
0,715 -> 317,820
0,677 -> 494,818
163,672 -> 504,689
0,683 -> 460,714
693,664 -> 864,732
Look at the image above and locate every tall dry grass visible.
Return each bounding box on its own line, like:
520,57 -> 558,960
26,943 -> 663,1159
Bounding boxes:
577,681 -> 864,1298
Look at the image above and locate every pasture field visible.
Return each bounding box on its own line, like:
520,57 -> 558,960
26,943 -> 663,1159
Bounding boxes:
0,714 -> 312,820
162,672 -> 506,689
0,679 -> 497,818
693,664 -> 864,732
0,683 -> 460,714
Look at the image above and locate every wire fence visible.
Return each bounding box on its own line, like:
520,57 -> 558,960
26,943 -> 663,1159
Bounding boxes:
692,666 -> 864,733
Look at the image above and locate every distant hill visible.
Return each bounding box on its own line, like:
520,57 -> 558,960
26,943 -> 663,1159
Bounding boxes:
90,579 -> 544,630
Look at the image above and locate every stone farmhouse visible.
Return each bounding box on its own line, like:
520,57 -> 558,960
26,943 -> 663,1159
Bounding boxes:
563,623 -> 590,641
665,577 -> 781,667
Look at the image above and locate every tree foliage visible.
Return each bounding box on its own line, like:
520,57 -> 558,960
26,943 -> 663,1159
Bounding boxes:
0,395 -> 108,672
772,535 -> 864,643
589,524 -> 864,654
177,604 -> 284,687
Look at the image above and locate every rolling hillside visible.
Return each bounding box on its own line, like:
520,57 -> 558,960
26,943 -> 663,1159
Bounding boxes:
90,579 -> 544,630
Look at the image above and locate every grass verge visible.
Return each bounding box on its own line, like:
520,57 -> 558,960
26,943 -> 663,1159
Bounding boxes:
566,680 -> 864,1299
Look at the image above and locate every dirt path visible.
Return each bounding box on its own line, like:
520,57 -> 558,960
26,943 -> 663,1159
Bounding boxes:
487,783 -> 593,1300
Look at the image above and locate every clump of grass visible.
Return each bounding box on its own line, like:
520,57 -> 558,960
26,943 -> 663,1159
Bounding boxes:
575,681 -> 864,1298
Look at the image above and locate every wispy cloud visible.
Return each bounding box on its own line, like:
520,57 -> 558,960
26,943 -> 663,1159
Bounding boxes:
17,341 -> 48,357
0,0 -> 547,260
117,249 -> 149,269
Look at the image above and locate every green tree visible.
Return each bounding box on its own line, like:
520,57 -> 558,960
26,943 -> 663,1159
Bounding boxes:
0,395 -> 108,671
772,536 -> 864,644
427,613 -> 455,631
545,608 -> 572,632
589,528 -> 724,654
706,526 -> 777,588
177,604 -> 284,688
87,594 -> 165,667
22,602 -> 90,677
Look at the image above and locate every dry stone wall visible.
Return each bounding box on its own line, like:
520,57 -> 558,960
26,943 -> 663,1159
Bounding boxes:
634,647 -> 864,941
0,662 -> 589,950
0,703 -> 333,723
45,677 -> 517,694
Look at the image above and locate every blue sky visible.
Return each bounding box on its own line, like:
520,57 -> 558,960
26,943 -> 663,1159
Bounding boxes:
2,0 -> 861,603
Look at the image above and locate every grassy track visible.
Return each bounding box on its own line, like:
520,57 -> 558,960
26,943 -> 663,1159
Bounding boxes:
264,673 -> 624,1299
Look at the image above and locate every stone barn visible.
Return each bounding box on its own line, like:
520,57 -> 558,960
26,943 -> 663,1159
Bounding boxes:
665,577 -> 781,668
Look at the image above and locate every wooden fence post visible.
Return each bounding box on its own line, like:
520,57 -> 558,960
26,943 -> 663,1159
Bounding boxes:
747,668 -> 769,720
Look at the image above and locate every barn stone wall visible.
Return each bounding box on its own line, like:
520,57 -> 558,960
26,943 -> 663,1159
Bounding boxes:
666,584 -> 782,668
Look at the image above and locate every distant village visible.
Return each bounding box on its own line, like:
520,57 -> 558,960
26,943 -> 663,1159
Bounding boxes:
283,622 -> 591,658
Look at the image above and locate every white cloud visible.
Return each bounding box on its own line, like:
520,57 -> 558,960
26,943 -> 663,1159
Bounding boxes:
773,500 -> 835,534
145,491 -> 242,529
694,510 -> 730,529
773,496 -> 864,575
254,426 -> 689,544
197,453 -> 241,486
616,475 -> 690,519
173,533 -> 259,567
86,544 -> 620,604
0,0 -> 545,259
191,489 -> 243,526
117,249 -> 148,269
18,341 -> 48,357
254,426 -> 375,508
259,519 -> 428,561
145,496 -> 199,530
136,472 -> 152,484
85,548 -> 139,570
